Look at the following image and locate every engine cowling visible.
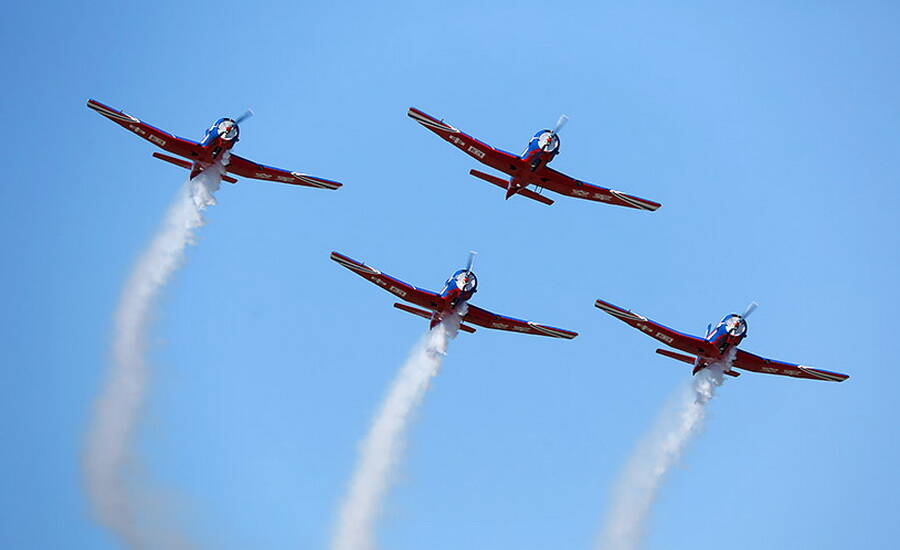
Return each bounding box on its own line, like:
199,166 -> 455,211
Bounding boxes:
217,118 -> 239,141
538,131 -> 560,154
725,315 -> 747,337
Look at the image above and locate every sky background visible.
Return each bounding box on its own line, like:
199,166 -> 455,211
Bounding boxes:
3,1 -> 899,549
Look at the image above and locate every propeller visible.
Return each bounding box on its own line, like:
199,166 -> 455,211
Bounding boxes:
551,114 -> 568,136
464,250 -> 477,276
741,301 -> 759,319
234,109 -> 254,124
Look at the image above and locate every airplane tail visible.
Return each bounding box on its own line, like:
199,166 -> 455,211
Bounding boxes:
655,348 -> 740,377
393,303 -> 476,333
469,169 -> 554,205
152,152 -> 238,184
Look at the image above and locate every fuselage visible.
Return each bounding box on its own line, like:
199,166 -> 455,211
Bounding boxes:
506,129 -> 560,196
696,314 -> 748,367
197,118 -> 240,159
428,269 -> 478,326
182,118 -> 241,177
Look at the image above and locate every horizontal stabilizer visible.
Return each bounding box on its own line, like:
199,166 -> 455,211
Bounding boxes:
657,349 -> 741,377
655,348 -> 696,365
393,303 -> 476,333
152,152 -> 237,184
393,303 -> 432,320
469,169 -> 554,205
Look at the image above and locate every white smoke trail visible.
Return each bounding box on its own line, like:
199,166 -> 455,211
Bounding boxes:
331,312 -> 463,550
83,161 -> 225,549
596,352 -> 732,550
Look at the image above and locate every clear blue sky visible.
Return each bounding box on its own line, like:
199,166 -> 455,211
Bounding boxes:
3,2 -> 899,549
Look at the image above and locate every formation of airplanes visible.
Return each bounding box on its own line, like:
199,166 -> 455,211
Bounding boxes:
88,98 -> 848,384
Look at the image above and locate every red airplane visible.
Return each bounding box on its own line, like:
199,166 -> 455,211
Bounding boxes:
595,298 -> 849,382
331,251 -> 577,339
408,107 -> 660,210
87,99 -> 342,190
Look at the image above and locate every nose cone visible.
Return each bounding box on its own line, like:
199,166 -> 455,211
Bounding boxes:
452,270 -> 477,292
218,119 -> 239,141
540,132 -> 560,154
726,315 -> 747,337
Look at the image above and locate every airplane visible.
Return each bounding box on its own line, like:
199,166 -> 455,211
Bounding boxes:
331,251 -> 578,339
594,298 -> 849,382
87,99 -> 343,190
407,107 -> 660,210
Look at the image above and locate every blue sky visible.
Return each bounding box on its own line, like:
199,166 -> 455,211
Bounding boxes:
3,1 -> 899,548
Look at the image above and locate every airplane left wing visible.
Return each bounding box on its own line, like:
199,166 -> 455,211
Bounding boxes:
330,252 -> 440,310
733,349 -> 849,382
537,167 -> 661,211
226,154 -> 342,190
595,299 -> 712,355
463,304 -> 577,339
408,107 -> 523,174
87,99 -> 201,159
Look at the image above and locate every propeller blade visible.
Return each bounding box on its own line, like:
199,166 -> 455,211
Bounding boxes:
742,301 -> 759,319
235,109 -> 254,124
552,114 -> 569,135
465,250 -> 477,274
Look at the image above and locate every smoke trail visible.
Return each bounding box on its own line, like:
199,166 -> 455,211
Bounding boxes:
596,352 -> 732,550
83,161 -> 225,549
331,312 -> 463,550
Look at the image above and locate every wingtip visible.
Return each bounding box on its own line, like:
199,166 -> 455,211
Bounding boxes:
329,251 -> 349,264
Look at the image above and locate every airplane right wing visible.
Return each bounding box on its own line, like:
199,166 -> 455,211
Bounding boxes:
87,99 -> 201,159
407,107 -> 523,174
537,167 -> 661,211
330,252 -> 440,310
226,154 -> 343,190
594,299 -> 712,355
732,349 -> 849,382
463,304 -> 577,339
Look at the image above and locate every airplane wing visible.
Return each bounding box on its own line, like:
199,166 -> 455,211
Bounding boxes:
330,252 -> 440,310
408,107 -> 523,174
463,304 -> 577,339
733,349 -> 849,382
536,167 -> 661,211
594,299 -> 711,355
87,99 -> 202,159
226,154 -> 342,190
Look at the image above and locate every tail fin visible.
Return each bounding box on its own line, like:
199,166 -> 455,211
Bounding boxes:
469,169 -> 554,205
152,152 -> 237,183
393,303 -> 476,333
